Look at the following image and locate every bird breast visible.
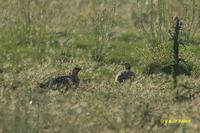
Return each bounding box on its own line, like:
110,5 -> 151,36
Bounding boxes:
115,70 -> 135,82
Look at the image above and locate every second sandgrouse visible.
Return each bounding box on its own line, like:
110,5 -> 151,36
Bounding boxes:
115,63 -> 136,83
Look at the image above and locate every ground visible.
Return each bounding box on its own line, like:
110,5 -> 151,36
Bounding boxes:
0,0 -> 200,132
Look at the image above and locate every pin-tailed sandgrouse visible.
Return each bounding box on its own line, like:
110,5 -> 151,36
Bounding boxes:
115,63 -> 136,83
39,67 -> 81,93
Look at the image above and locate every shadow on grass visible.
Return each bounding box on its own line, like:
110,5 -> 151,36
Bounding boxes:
145,62 -> 193,76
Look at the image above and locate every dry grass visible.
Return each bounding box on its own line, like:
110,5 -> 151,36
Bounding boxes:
0,0 -> 200,133
1,57 -> 200,132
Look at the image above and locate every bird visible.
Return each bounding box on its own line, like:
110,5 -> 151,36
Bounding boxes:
39,67 -> 82,94
115,63 -> 136,83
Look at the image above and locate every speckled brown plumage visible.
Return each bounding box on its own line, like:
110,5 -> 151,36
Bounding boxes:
39,67 -> 81,93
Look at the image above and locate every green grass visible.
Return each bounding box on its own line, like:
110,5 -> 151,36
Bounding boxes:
0,0 -> 200,132
0,35 -> 200,133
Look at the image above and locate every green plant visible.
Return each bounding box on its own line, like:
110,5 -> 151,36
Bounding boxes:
89,6 -> 117,42
169,16 -> 183,87
132,0 -> 200,74
89,44 -> 105,62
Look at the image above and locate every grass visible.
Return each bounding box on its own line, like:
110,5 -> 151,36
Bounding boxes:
0,36 -> 200,132
0,0 -> 200,133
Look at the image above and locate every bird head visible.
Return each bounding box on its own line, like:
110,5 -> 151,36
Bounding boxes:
72,66 -> 82,75
120,63 -> 131,70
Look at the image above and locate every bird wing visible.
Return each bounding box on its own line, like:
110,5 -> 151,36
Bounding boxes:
115,71 -> 136,82
49,76 -> 72,88
127,71 -> 136,78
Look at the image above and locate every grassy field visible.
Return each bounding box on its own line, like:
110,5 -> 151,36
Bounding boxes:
0,0 -> 200,133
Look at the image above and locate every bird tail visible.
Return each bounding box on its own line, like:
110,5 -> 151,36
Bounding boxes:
39,83 -> 47,88
37,82 -> 50,93
38,83 -> 48,89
